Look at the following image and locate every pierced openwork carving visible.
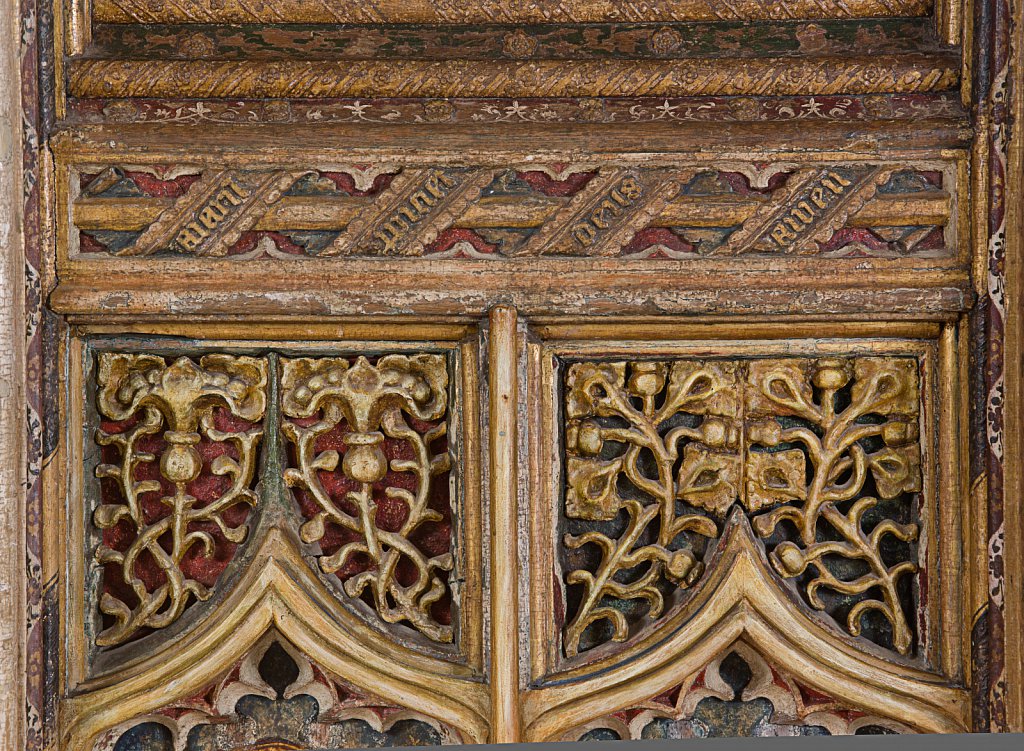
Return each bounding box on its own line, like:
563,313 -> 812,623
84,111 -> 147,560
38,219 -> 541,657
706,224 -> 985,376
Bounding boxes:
746,357 -> 922,655
71,163 -> 953,260
94,634 -> 461,750
562,642 -> 913,740
93,353 -> 268,647
281,355 -> 455,643
561,360 -> 729,657
561,356 -> 923,658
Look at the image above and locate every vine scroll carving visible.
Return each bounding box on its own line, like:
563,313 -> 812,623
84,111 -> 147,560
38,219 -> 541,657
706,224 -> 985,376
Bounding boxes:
93,353 -> 268,646
281,355 -> 455,643
562,356 -> 923,658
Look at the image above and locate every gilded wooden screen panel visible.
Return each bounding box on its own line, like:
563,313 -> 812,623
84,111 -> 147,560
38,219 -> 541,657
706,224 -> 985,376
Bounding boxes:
522,324 -> 969,739
30,0 -> 1013,746
61,332 -> 488,748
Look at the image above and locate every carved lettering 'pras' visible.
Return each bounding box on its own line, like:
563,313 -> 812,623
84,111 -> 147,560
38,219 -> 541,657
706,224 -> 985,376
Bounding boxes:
174,179 -> 250,252
372,170 -> 457,254
572,177 -> 644,247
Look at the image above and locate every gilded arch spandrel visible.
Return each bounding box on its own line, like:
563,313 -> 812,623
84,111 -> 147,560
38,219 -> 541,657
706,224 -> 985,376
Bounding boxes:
559,641 -> 918,739
523,514 -> 968,740
92,633 -> 467,749
64,527 -> 490,750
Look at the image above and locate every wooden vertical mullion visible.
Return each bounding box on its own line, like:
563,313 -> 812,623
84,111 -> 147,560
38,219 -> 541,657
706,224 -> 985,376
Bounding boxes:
938,323 -> 965,681
488,305 -> 522,742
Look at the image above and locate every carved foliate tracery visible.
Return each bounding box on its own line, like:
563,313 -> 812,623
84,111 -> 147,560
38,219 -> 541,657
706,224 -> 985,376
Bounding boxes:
561,356 -> 923,659
281,355 -> 455,643
747,357 -> 922,655
93,353 -> 268,646
89,349 -> 462,652
561,360 -> 730,657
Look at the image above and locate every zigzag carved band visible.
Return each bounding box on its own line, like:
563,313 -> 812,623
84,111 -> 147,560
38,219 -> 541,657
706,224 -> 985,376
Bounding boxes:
69,56 -> 959,99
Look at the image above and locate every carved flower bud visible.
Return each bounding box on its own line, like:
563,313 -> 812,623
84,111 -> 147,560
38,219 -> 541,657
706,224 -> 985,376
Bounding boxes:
700,417 -> 729,448
291,386 -> 312,406
882,420 -> 919,447
574,420 -> 604,456
665,550 -> 703,586
503,28 -> 538,58
181,32 -> 215,58
161,432 -> 202,483
628,362 -> 665,398
422,99 -> 455,123
772,542 -> 807,577
813,358 -> 851,390
102,100 -> 139,124
650,27 -> 683,55
343,433 -> 388,484
748,419 -> 782,447
578,98 -> 605,122
307,375 -> 325,392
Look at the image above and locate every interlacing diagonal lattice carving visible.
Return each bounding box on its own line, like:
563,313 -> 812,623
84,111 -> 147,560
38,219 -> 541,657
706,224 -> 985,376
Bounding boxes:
562,356 -> 922,657
72,163 -> 952,260
281,355 -> 455,642
93,354 -> 267,646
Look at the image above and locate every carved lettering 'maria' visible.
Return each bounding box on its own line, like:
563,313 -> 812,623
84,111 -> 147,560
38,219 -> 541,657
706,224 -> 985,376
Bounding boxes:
572,177 -> 644,247
174,179 -> 250,252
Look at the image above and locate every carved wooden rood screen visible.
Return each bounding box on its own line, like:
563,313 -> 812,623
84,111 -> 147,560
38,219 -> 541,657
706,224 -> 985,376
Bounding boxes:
11,0 -> 1023,747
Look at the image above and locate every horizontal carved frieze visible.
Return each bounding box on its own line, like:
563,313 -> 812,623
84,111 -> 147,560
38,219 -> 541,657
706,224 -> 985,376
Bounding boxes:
70,161 -> 956,260
91,0 -> 933,25
88,19 -> 946,63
